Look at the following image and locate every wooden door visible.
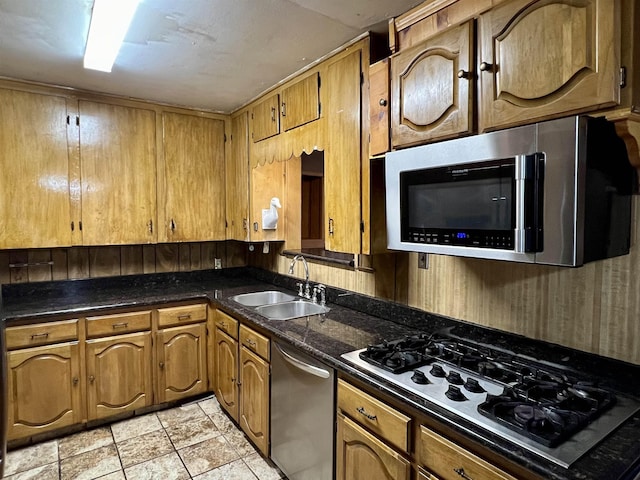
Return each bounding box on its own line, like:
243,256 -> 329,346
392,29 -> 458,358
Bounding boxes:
391,21 -> 474,147
7,342 -> 82,440
79,100 -> 157,245
281,72 -> 321,131
214,328 -> 239,421
86,331 -> 152,420
252,93 -> 280,142
227,112 -> 250,241
156,323 -> 208,403
325,50 -> 362,254
336,414 -> 411,480
0,88 -> 72,249
369,59 -> 390,157
239,346 -> 269,456
161,112 -> 225,242
478,0 -> 619,131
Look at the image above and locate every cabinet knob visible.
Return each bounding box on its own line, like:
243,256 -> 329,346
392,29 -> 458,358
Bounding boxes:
73,377 -> 79,386
479,62 -> 493,72
89,375 -> 95,384
457,69 -> 470,79
378,98 -> 388,107
159,362 -> 165,369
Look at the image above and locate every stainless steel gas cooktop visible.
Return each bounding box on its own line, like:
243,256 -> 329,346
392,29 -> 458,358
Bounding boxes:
341,331 -> 640,468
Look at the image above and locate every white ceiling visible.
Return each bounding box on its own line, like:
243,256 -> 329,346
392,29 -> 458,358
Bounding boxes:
0,0 -> 421,113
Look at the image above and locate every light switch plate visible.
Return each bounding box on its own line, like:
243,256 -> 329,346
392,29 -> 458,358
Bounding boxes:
214,258 -> 222,269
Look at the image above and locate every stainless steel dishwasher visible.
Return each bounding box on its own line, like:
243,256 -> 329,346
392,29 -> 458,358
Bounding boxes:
271,341 -> 335,480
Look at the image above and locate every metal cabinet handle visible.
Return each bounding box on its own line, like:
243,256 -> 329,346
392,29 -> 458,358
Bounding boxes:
170,219 -> 176,231
73,377 -> 79,386
220,321 -> 228,329
356,406 -> 377,421
178,314 -> 192,321
271,106 -> 276,122
274,343 -> 330,379
148,219 -> 153,233
328,217 -> 334,235
112,322 -> 128,330
454,467 -> 474,480
281,102 -> 287,117
253,222 -> 259,232
457,69 -> 470,79
379,98 -> 388,107
479,61 -> 493,72
243,218 -> 248,231
30,332 -> 49,340
246,338 -> 257,347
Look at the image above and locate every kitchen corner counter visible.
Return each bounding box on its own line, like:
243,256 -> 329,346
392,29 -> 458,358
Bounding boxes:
1,267 -> 639,480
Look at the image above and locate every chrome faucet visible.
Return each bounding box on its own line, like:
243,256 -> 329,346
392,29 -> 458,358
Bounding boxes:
288,254 -> 310,299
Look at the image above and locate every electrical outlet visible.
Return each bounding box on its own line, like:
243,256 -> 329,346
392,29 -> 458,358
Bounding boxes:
418,253 -> 429,270
214,258 -> 222,269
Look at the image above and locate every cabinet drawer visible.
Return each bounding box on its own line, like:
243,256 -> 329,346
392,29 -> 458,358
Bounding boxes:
158,304 -> 207,328
419,426 -> 516,480
86,311 -> 151,338
215,310 -> 239,339
239,324 -> 269,361
6,319 -> 79,349
337,379 -> 411,453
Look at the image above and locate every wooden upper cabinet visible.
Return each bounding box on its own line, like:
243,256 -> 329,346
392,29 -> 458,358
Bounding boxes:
369,59 -> 390,157
325,50 -> 362,254
227,112 -> 250,241
161,112 -> 225,242
391,21 -> 474,148
79,100 -> 157,245
252,93 -> 280,142
0,88 -> 72,249
281,72 -> 321,131
478,0 -> 619,131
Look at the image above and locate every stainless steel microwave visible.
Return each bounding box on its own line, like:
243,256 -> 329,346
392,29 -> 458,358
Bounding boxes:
385,116 -> 635,266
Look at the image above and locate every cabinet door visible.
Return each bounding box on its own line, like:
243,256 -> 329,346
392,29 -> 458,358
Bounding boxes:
227,112 -> 250,241
325,50 -> 362,254
281,72 -> 321,131
478,0 -> 619,131
79,100 -> 157,245
86,331 -> 152,420
252,93 -> 280,142
369,59 -> 390,157
239,346 -> 269,456
0,88 -> 72,249
214,328 -> 239,421
391,21 -> 474,148
7,342 -> 82,440
157,323 -> 208,403
161,112 -> 225,242
336,414 -> 411,480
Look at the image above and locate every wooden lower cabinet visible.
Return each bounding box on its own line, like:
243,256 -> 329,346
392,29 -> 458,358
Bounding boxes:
336,413 -> 411,480
214,327 -> 239,421
7,342 -> 82,440
239,345 -> 269,455
86,331 -> 153,420
156,323 -> 208,403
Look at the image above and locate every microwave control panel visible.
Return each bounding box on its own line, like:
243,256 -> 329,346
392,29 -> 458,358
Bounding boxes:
406,229 -> 514,250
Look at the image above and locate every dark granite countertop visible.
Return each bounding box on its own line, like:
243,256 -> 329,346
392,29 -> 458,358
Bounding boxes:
1,267 -> 639,480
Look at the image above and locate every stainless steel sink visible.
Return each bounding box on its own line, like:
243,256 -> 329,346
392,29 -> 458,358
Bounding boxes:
255,301 -> 329,320
230,290 -> 297,307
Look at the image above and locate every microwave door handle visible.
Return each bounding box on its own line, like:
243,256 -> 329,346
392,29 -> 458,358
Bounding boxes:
521,153 -> 545,253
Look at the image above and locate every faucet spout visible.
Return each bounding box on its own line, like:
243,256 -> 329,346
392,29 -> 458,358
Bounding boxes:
288,254 -> 310,297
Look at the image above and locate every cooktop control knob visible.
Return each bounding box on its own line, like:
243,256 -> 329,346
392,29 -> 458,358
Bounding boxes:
445,385 -> 468,402
464,377 -> 486,393
446,371 -> 464,385
411,370 -> 430,385
430,364 -> 446,377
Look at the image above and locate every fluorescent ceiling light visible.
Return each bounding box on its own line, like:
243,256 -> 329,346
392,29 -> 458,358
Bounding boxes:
84,0 -> 140,72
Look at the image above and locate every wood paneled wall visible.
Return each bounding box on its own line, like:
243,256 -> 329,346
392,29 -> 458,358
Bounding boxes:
0,242 -> 248,285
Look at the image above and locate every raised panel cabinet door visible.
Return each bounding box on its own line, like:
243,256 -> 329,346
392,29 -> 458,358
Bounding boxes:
86,331 -> 152,420
239,346 -> 269,456
391,21 -> 474,148
214,328 -> 239,421
325,50 -> 362,254
369,59 -> 390,157
281,72 -> 321,131
478,0 -> 619,131
7,342 -> 82,440
0,88 -> 72,249
252,93 -> 280,142
249,158 -> 286,242
79,100 -> 157,245
157,323 -> 208,403
336,414 -> 411,480
161,112 -> 225,242
226,112 -> 250,241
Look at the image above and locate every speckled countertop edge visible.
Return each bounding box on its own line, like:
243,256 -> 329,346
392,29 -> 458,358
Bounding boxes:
1,267 -> 639,480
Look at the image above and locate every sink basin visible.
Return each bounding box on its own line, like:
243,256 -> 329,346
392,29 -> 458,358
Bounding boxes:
255,301 -> 329,320
230,290 -> 297,307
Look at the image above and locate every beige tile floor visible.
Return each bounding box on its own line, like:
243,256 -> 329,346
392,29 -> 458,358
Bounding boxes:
4,396 -> 287,480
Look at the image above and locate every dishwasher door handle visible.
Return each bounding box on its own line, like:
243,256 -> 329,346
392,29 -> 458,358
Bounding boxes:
274,343 -> 331,379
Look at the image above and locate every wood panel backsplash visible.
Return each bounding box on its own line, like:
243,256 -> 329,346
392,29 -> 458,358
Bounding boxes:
407,197 -> 640,365
0,242 -> 248,285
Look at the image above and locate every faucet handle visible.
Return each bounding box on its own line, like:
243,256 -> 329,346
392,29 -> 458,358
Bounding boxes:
316,284 -> 326,306
296,282 -> 304,297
